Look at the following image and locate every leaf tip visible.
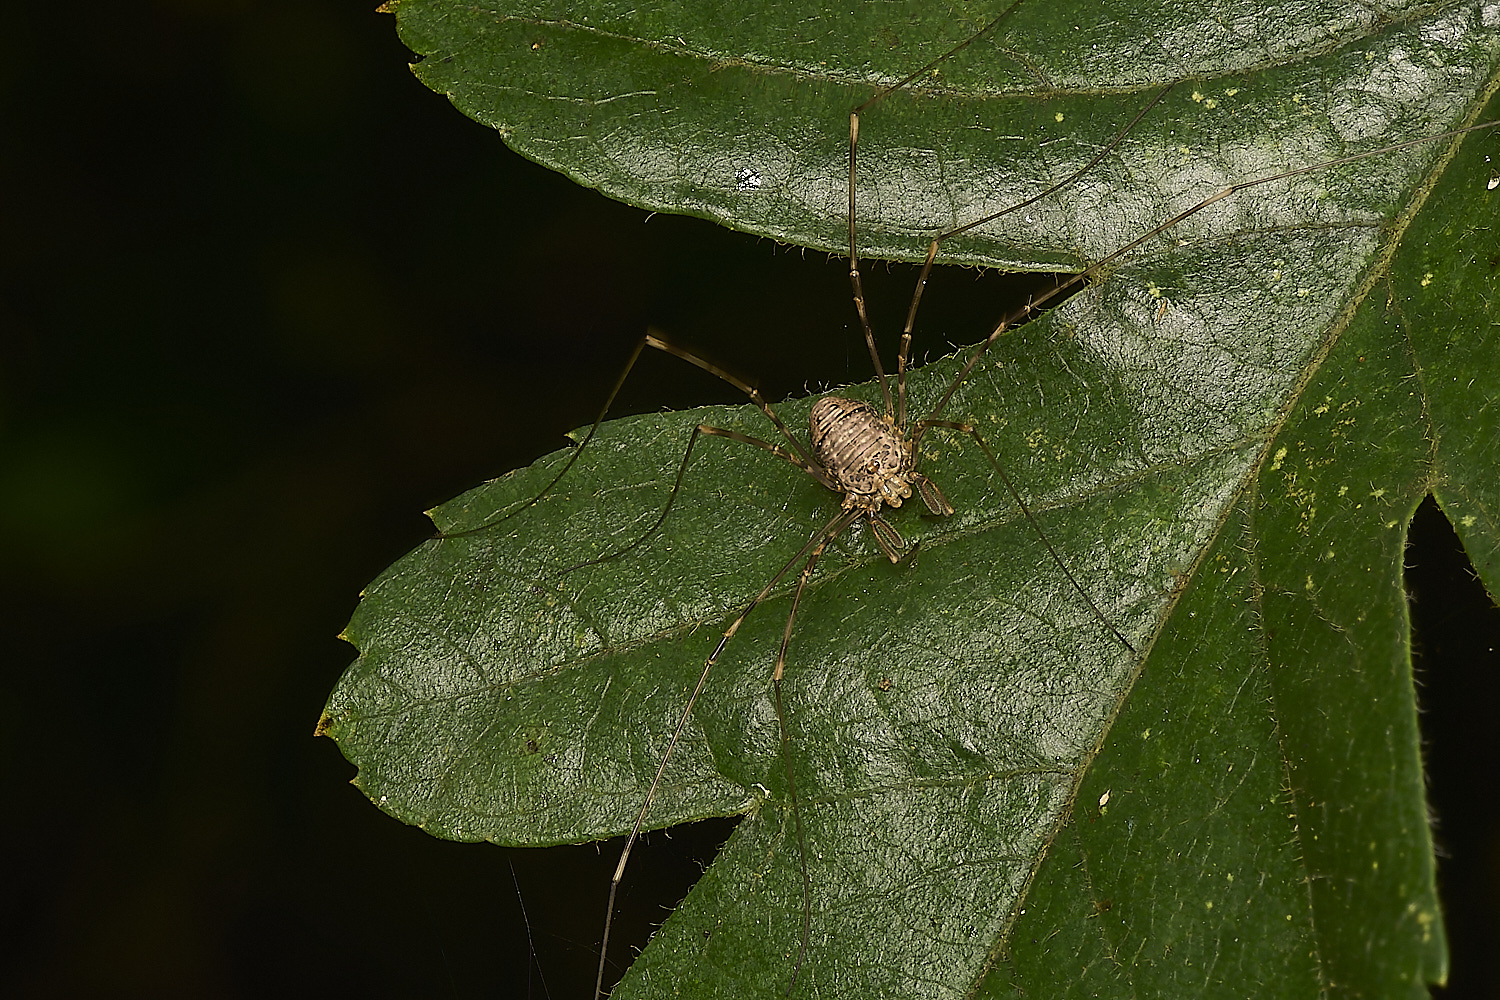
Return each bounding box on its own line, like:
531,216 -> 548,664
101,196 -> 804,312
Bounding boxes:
313,712 -> 336,738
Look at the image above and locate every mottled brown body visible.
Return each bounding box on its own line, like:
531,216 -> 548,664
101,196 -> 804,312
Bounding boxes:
809,396 -> 953,558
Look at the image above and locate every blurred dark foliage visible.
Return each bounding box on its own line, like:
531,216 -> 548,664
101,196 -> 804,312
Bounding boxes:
0,2 -> 1495,997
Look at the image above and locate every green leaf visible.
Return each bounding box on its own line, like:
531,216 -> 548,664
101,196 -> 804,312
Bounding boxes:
324,2 -> 1500,997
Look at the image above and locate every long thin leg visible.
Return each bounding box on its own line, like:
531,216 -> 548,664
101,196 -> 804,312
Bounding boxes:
560,421 -> 834,577
448,328 -> 831,548
767,507 -> 859,993
556,332 -> 839,577
647,331 -> 819,468
844,8 -> 1170,434
848,2 -> 1029,123
844,0 -> 1029,420
893,83 -> 1177,420
846,110 -> 891,418
918,118 -> 1500,428
595,507 -> 860,1000
440,336 -> 649,538
916,418 -> 1136,655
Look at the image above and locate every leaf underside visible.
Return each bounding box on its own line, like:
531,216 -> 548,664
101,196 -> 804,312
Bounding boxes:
324,2 -> 1500,997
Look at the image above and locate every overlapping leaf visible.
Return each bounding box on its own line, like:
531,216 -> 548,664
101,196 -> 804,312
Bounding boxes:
324,2 -> 1500,996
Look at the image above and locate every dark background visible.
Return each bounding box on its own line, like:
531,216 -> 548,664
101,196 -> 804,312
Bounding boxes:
4,2 -> 1497,997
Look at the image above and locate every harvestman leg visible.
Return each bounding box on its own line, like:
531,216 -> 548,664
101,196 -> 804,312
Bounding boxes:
841,53 -> 1174,657
576,333 -> 869,999
585,440 -> 864,995
847,47 -> 1500,659
905,121 -> 1500,428
914,418 -> 1137,653
440,332 -> 833,546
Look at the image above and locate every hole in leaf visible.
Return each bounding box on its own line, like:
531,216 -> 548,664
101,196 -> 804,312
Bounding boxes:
1406,495 -> 1500,1000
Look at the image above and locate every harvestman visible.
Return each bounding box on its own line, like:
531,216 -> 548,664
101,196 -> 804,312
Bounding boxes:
440,24 -> 1500,999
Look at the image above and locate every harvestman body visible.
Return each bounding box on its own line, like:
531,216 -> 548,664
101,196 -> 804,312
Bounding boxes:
435,17 -> 1500,998
809,394 -> 953,547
